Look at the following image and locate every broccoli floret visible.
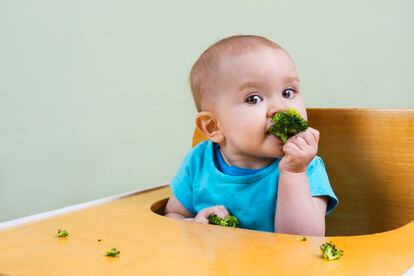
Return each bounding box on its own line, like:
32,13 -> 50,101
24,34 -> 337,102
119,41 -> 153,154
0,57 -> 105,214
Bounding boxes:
320,241 -> 343,260
268,108 -> 308,143
57,229 -> 69,238
297,236 -> 307,241
208,214 -> 239,228
106,248 -> 120,257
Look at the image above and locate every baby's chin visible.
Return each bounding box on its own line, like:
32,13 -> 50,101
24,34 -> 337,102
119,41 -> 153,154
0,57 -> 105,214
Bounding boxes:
266,134 -> 285,157
267,133 -> 285,148
269,151 -> 285,159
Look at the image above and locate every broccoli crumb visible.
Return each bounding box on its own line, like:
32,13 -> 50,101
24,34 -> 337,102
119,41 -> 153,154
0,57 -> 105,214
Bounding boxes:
297,236 -> 307,241
57,229 -> 69,238
320,241 -> 343,260
268,108 -> 308,143
106,248 -> 120,257
208,214 -> 239,228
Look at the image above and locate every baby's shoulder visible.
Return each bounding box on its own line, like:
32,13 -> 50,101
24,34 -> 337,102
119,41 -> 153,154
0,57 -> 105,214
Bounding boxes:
182,140 -> 213,167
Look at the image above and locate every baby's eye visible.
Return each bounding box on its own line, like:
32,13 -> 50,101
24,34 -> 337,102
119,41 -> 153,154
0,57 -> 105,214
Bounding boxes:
245,95 -> 263,105
282,88 -> 297,99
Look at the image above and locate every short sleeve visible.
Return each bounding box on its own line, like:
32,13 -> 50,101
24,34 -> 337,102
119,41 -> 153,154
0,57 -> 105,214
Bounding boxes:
169,151 -> 196,215
307,156 -> 339,215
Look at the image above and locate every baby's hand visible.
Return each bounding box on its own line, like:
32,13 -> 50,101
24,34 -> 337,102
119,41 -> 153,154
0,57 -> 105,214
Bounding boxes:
194,205 -> 229,224
279,127 -> 319,173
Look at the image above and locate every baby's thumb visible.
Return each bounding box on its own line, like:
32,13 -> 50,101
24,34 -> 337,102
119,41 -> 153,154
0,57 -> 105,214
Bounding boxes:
194,217 -> 209,224
194,211 -> 211,224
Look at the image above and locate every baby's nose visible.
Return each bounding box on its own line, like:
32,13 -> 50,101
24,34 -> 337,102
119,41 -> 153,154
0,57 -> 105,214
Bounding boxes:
267,96 -> 289,117
267,106 -> 288,118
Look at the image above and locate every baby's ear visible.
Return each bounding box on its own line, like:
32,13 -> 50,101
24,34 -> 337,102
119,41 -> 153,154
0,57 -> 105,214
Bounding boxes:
195,112 -> 224,143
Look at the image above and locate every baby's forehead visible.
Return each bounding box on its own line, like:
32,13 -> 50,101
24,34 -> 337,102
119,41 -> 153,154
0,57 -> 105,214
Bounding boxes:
215,44 -> 283,63
220,46 -> 288,65
213,47 -> 295,80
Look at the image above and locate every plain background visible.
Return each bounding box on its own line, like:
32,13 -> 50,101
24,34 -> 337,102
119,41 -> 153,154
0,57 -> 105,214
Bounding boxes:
1,0 -> 413,222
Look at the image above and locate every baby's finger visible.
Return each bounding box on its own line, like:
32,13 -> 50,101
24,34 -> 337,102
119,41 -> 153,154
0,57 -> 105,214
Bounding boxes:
283,141 -> 301,155
202,207 -> 218,218
299,130 -> 315,146
291,136 -> 308,151
194,212 -> 209,224
307,127 -> 320,143
197,217 -> 209,224
218,205 -> 229,218
214,206 -> 228,219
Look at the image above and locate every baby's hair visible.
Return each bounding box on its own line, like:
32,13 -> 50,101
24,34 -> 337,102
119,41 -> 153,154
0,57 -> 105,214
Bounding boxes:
189,35 -> 282,112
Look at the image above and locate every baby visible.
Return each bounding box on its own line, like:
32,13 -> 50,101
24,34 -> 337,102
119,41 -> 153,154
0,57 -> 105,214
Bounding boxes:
164,35 -> 338,236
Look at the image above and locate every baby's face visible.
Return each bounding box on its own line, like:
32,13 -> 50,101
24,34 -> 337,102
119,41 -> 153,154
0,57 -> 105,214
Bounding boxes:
211,47 -> 307,166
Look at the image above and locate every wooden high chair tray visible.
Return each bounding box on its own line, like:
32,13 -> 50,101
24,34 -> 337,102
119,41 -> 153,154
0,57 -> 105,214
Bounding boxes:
0,186 -> 413,275
1,108 -> 413,274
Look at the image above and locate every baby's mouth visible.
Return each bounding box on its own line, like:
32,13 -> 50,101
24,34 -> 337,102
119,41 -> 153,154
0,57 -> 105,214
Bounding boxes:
266,124 -> 276,136
267,131 -> 282,143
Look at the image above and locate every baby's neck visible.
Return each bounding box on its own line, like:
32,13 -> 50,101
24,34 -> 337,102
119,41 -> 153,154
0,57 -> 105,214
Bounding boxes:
219,147 -> 275,169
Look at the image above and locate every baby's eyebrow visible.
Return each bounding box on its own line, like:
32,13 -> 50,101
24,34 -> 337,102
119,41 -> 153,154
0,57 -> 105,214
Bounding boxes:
238,81 -> 267,91
284,76 -> 300,83
238,77 -> 300,91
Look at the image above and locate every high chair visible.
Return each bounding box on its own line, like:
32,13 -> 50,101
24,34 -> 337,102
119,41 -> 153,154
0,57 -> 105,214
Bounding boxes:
0,108 -> 413,274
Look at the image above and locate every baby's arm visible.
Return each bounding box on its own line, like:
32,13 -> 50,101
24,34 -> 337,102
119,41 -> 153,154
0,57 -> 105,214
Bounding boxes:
275,127 -> 327,236
164,196 -> 230,224
164,195 -> 194,221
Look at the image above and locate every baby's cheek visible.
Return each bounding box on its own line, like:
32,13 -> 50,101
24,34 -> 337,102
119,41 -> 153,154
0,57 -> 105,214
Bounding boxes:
291,103 -> 307,120
300,110 -> 308,121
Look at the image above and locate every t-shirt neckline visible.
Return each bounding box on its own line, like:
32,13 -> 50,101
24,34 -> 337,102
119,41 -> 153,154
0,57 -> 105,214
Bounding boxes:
207,142 -> 280,183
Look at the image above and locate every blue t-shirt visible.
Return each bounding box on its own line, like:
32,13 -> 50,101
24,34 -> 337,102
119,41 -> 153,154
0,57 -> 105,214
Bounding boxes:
214,143 -> 267,176
170,140 -> 338,232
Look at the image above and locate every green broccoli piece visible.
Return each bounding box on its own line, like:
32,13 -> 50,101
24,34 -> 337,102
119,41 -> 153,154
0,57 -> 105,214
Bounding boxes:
208,214 -> 239,228
106,248 -> 120,257
57,229 -> 69,238
297,236 -> 307,241
268,108 -> 308,143
320,241 -> 343,261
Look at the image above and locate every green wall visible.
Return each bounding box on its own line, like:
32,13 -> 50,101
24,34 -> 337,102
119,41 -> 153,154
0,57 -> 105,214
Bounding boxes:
1,0 -> 413,222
